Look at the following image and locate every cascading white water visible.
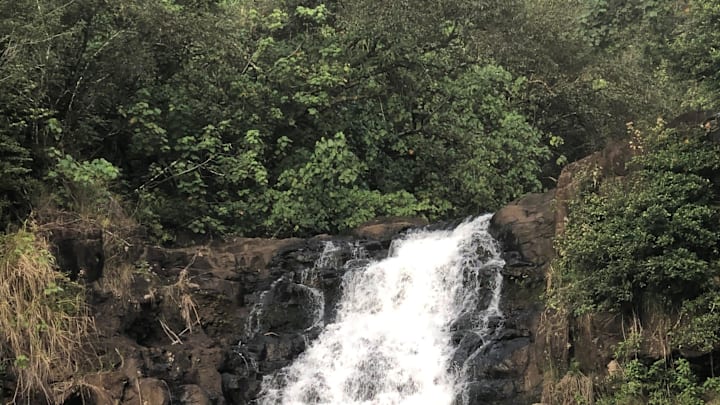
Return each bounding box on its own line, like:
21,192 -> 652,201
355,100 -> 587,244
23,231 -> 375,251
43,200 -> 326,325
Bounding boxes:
258,214 -> 504,405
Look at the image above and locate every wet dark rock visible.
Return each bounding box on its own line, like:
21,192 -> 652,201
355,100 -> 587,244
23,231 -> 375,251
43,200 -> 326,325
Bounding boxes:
501,251 -> 533,268
179,384 -> 213,405
490,190 -> 555,266
464,380 -> 517,403
48,228 -> 105,281
452,332 -> 484,367
481,189 -> 560,404
40,214 -> 554,405
222,372 -> 257,405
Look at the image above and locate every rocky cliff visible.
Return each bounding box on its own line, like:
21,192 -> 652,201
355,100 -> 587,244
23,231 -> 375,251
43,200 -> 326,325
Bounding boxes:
17,145 -> 639,405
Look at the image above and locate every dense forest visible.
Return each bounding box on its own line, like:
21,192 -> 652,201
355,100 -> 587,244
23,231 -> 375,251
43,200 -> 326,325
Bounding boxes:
2,0 -> 713,241
2,0 -> 720,403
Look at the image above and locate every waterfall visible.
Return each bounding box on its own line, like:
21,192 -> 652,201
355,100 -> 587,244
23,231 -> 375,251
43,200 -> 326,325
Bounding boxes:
258,214 -> 505,405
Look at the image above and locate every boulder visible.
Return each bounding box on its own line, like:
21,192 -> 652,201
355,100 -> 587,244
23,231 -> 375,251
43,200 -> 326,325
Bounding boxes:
554,139 -> 634,236
490,190 -> 555,266
351,216 -> 429,241
179,385 -> 213,405
120,377 -> 171,405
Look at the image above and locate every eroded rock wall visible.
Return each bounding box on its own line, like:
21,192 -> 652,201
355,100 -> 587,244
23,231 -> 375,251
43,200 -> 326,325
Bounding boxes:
43,146 -> 642,405
486,139 -> 638,402
40,213 -> 557,405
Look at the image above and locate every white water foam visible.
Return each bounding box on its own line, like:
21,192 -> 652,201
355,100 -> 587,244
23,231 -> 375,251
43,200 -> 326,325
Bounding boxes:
259,214 -> 504,405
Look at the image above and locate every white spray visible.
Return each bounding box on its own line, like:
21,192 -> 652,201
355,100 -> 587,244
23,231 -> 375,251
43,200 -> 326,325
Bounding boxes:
259,214 -> 504,405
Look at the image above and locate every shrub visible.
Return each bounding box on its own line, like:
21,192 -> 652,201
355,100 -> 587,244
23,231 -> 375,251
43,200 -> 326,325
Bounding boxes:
46,150 -> 120,216
0,226 -> 95,400
552,122 -> 720,314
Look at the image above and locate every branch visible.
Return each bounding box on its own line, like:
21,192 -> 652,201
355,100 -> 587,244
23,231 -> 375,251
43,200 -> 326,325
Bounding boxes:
136,155 -> 217,191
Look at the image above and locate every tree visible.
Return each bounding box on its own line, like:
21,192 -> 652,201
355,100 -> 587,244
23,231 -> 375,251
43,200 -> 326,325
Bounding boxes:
553,122 -> 720,314
672,0 -> 720,105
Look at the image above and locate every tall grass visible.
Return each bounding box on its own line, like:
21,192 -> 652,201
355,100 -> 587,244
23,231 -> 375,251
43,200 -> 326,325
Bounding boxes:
0,226 -> 95,402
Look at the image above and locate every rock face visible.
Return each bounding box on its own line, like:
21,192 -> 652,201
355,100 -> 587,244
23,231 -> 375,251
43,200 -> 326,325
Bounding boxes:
40,142 -> 641,405
491,190 -> 555,266
482,140 -> 639,403
35,156 -> 625,405
10,136 -> 696,404
485,190 -> 556,404
351,216 -> 429,240
30,224 -> 402,404
31,211 -> 560,405
47,226 -> 105,281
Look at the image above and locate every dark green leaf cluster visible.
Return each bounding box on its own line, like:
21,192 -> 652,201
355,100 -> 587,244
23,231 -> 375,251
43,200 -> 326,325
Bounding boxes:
554,122 -> 720,394
671,1 -> 720,104
0,0 -> 714,239
554,125 -> 720,314
599,358 -> 719,405
0,0 -> 554,238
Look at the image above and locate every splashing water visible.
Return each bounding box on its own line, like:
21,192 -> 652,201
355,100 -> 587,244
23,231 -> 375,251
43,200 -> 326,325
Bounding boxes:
259,214 -> 504,405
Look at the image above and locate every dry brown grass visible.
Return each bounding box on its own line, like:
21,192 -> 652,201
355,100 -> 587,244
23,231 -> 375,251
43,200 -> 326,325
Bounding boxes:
0,226 -> 96,402
637,299 -> 671,359
539,307 -> 570,364
50,378 -> 115,404
542,370 -> 595,405
34,195 -> 141,305
175,268 -> 201,333
160,254 -> 201,343
3,194 -> 142,402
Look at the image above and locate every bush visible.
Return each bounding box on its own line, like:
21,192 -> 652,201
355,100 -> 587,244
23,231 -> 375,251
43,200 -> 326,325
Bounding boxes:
0,226 -> 95,400
552,122 -> 720,314
549,120 -> 720,404
266,132 -> 432,235
0,134 -> 33,227
46,150 -> 120,216
598,358 -> 719,405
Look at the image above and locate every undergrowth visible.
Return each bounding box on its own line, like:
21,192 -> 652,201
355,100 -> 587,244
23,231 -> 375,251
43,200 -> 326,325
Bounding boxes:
34,192 -> 141,306
0,226 -> 95,401
543,121 -> 720,404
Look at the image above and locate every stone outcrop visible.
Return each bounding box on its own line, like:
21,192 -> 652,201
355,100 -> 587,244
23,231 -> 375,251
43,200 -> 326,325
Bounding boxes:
27,211 -> 560,405
483,139 -> 639,403
486,191 -> 556,404
27,222 -> 413,404
490,190 -> 555,267
554,139 -> 634,236
30,140 -> 643,405
351,216 -> 429,241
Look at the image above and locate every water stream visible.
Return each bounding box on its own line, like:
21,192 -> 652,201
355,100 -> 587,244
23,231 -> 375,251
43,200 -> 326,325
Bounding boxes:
257,214 -> 505,405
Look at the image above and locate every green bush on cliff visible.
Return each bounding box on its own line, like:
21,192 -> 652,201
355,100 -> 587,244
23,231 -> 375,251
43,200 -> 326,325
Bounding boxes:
598,358 -> 720,405
550,120 -> 720,403
552,122 -> 720,315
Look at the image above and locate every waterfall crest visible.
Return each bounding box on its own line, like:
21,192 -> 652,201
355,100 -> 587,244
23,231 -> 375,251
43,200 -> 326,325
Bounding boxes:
259,214 -> 505,405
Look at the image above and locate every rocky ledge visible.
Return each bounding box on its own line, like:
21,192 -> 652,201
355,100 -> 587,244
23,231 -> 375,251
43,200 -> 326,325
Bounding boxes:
22,208 -> 564,405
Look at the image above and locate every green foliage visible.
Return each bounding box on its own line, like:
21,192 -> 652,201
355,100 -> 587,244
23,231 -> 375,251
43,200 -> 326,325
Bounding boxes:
467,0 -> 689,177
551,119 -> 720,402
81,0 -> 551,237
599,358 -> 719,405
580,0 -> 675,51
0,0 -> 710,240
0,135 -> 33,226
46,150 -> 120,213
671,292 -> 720,353
553,123 -> 720,315
413,64 -> 550,213
267,133 -> 431,234
671,0 -> 720,105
